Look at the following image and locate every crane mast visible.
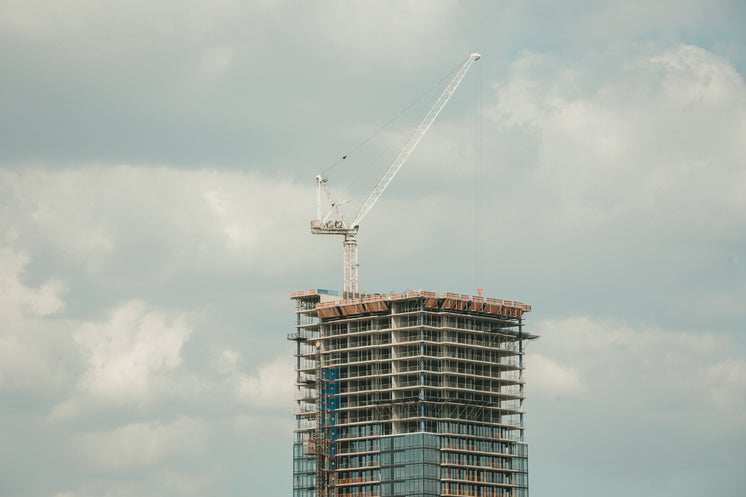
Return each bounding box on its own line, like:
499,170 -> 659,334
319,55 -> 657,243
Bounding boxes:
311,52 -> 481,296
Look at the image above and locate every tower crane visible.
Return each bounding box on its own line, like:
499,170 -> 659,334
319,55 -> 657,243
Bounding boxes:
311,52 -> 481,296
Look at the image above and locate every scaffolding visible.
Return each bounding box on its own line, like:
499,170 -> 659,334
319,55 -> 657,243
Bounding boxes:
289,290 -> 536,497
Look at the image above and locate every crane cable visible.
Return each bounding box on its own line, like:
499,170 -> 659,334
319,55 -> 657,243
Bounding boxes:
474,59 -> 485,295
320,61 -> 464,179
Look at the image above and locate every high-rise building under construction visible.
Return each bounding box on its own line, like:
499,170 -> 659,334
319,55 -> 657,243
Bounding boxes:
289,289 -> 535,497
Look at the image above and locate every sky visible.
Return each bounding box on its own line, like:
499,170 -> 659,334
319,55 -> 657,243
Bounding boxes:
1,1 -> 745,496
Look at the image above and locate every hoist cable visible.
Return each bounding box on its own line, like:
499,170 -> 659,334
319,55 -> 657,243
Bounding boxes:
474,59 -> 485,294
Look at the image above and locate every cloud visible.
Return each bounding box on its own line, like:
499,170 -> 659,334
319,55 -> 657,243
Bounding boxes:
531,315 -> 746,415
299,1 -> 456,66
0,166 -> 308,418
0,243 -> 292,495
492,44 -> 746,226
705,358 -> 746,421
0,167 -> 321,284
217,350 -> 295,410
0,247 -> 66,319
528,353 -> 585,396
50,300 -> 192,418
0,333 -> 66,393
80,417 -> 207,471
473,43 -> 746,328
528,315 -> 746,495
74,301 -> 192,399
531,315 -> 746,424
0,0 -> 241,42
0,247 -> 73,393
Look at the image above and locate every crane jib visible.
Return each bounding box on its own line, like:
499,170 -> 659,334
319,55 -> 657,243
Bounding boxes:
311,52 -> 481,295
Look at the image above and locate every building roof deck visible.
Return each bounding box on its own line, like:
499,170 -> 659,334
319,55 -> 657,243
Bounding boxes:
291,289 -> 532,320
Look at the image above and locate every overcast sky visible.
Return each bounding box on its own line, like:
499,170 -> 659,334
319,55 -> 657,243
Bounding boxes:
1,1 -> 745,496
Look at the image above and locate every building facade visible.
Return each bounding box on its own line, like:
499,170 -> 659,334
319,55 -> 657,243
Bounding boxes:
289,289 -> 535,497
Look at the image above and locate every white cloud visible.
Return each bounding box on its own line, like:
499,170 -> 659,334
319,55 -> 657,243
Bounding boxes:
0,0 -> 241,42
0,0 -> 455,78
492,44 -> 746,231
0,334 -> 65,392
159,468 -> 217,497
220,351 -> 295,410
0,247 -> 66,319
1,169 -> 115,265
0,247 -> 72,392
215,348 -> 241,375
474,43 -> 746,329
527,315 -> 746,497
0,167 -> 319,282
0,244 -> 285,495
74,301 -> 191,400
531,316 -> 746,426
303,1 -> 455,65
80,417 -> 207,470
194,45 -> 234,82
0,166 -> 313,420
27,278 -> 66,316
528,353 -> 585,396
704,358 -> 746,421
50,301 -> 192,418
